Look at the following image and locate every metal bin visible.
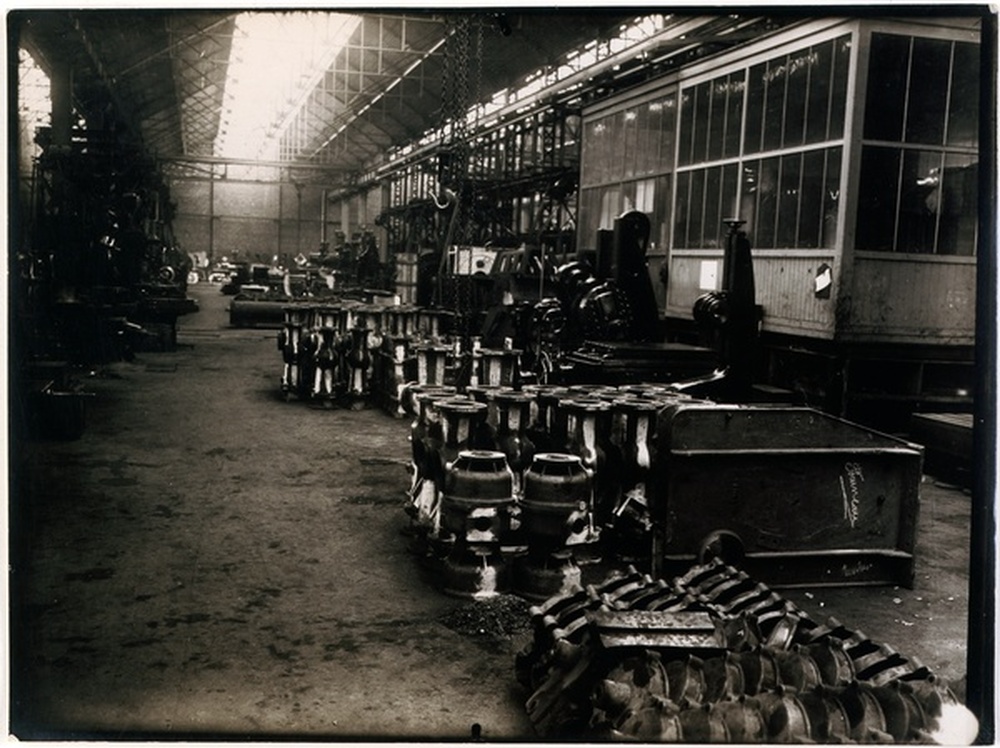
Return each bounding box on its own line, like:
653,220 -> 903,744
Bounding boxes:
650,404 -> 923,587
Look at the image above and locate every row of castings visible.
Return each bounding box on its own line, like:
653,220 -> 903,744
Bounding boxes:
515,560 -> 976,743
276,302 -> 521,410
401,380 -> 707,601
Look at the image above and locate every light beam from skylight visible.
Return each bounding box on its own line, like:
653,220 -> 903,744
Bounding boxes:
214,11 -> 361,161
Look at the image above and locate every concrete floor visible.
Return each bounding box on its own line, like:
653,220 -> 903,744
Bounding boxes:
8,283 -> 974,740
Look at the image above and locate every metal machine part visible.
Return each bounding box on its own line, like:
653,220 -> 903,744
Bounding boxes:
516,559 -> 972,743
439,449 -> 516,599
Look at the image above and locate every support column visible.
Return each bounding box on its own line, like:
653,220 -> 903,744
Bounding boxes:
340,197 -> 351,242
208,175 -> 216,261
49,58 -> 72,148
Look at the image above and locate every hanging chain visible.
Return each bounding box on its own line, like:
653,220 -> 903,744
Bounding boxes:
439,14 -> 487,341
460,16 -> 483,339
442,15 -> 469,329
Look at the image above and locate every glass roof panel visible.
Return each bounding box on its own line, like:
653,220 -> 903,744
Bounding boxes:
214,11 -> 361,160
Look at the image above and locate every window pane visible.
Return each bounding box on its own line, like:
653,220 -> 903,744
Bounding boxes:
693,81 -> 711,163
689,169 -> 706,246
821,147 -> 842,248
623,107 -> 639,179
581,119 -> 600,185
722,163 -> 740,225
635,102 -> 653,177
745,63 -> 766,154
593,114 -> 609,183
897,149 -> 944,253
777,153 -> 802,247
704,166 -> 723,247
678,87 -> 695,166
864,33 -> 910,141
805,40 -> 833,143
783,50 -> 810,147
652,175 -> 673,251
905,38 -> 951,144
938,154 -> 978,255
621,181 -> 638,215
756,157 -> 780,248
856,146 -> 900,251
947,42 -> 980,147
601,186 -> 621,229
610,111 -> 626,181
798,149 -> 826,248
658,94 -> 677,173
708,77 -> 725,161
587,118 -> 604,184
636,178 -> 655,214
829,35 -> 851,140
643,99 -> 662,174
724,72 -> 745,158
594,118 -> 608,184
579,188 -> 601,248
674,171 -> 691,247
763,58 -> 786,151
740,160 -> 760,238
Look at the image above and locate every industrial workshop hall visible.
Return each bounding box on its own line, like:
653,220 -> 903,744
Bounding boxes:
8,6 -> 997,744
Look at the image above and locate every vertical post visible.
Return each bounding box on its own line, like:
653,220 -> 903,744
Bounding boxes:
320,188 -> 327,245
721,217 -> 757,400
295,181 -> 302,257
49,59 -> 72,148
208,171 -> 215,261
341,198 -> 350,243
968,11 -> 997,743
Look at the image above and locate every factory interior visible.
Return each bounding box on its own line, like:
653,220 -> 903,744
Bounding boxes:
7,6 -> 998,744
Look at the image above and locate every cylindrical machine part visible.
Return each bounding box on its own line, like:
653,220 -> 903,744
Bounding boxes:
414,344 -> 451,386
406,392 -> 450,529
346,325 -> 372,398
521,452 -> 592,548
613,396 -> 659,498
537,388 -> 573,453
466,384 -> 510,443
561,397 -> 618,528
312,326 -> 339,401
492,391 -> 534,496
441,545 -> 508,599
279,304 -> 313,399
441,449 -> 515,544
512,549 -> 581,602
478,348 -> 520,387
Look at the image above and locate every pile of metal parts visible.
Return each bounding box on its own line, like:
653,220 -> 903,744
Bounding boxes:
515,559 -> 976,743
403,380 -> 702,599
403,378 -> 922,596
276,301 -> 522,410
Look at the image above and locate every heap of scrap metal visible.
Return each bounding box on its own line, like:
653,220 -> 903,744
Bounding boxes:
516,558 -> 976,743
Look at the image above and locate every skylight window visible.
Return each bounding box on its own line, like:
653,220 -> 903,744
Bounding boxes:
17,48 -> 51,168
214,11 -> 361,161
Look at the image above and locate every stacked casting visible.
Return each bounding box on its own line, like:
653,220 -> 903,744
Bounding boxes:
515,558 -> 976,743
276,301 -> 452,408
277,300 -> 523,412
403,383 -> 707,599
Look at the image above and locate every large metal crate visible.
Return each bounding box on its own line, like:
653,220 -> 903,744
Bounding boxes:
650,404 -> 923,588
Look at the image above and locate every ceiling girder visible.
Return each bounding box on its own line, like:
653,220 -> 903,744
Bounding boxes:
20,10 -> 794,178
119,13 -> 236,77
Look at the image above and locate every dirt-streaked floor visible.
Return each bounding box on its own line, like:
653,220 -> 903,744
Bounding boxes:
9,283 -> 972,740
